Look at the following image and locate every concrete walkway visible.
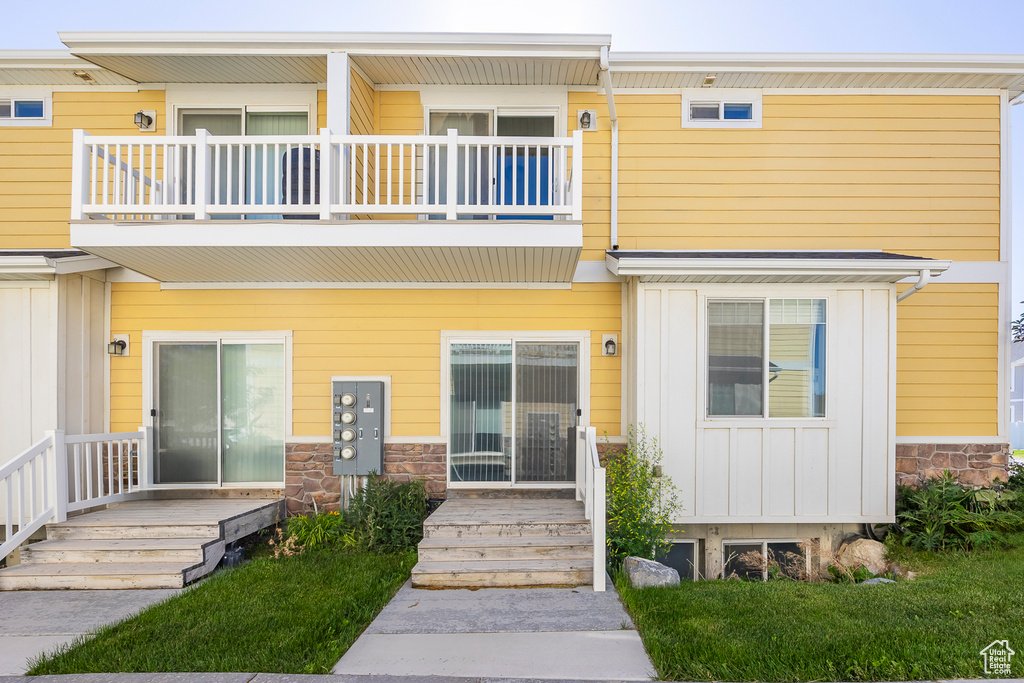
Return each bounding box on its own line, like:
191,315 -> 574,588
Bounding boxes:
333,580 -> 655,680
0,589 -> 180,675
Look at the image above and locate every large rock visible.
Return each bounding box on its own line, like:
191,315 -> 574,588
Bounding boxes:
623,556 -> 680,588
838,538 -> 889,575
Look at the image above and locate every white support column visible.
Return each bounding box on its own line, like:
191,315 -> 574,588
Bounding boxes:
193,128 -> 210,220
327,52 -> 351,219
319,128 -> 333,220
446,128 -> 459,220
47,429 -> 67,523
70,130 -> 90,220
571,129 -> 583,222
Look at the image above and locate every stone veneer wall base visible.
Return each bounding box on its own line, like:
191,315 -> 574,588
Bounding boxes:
896,443 -> 1010,488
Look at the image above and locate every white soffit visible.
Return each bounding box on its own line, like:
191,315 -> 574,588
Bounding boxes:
610,52 -> 1024,97
0,51 -> 137,86
71,221 -> 583,284
59,32 -> 608,85
605,251 -> 952,284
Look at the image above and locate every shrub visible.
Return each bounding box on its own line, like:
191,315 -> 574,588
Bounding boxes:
895,471 -> 1024,551
344,476 -> 429,554
273,511 -> 347,556
606,425 -> 681,567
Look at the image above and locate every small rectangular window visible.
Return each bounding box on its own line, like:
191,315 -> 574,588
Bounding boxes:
682,89 -> 761,129
0,100 -> 10,118
723,102 -> 753,120
723,540 -> 809,581
14,100 -> 44,118
657,541 -> 698,581
689,102 -> 720,120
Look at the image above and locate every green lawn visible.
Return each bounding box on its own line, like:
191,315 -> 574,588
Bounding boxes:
618,535 -> 1024,681
29,549 -> 416,675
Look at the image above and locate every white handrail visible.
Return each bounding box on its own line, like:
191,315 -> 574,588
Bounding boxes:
71,129 -> 582,222
1,428 -> 148,562
575,425 -> 606,592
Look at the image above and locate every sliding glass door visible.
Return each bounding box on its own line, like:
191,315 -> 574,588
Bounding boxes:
449,340 -> 579,485
154,340 -> 285,486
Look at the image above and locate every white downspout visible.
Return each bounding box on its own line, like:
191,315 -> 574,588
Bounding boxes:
599,46 -> 619,250
896,269 -> 932,302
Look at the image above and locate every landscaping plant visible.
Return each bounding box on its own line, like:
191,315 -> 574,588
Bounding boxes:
344,476 -> 429,553
895,471 -> 1024,551
280,510 -> 347,553
606,425 -> 681,566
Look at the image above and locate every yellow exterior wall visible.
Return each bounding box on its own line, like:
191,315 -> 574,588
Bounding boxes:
109,283 -> 622,438
350,70 -> 375,135
568,92 -> 612,261
896,283 -> 998,437
0,89 -> 166,249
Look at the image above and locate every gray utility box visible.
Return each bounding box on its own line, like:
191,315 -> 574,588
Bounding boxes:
332,380 -> 384,476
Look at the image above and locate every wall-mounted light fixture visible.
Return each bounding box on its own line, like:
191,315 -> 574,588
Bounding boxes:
134,110 -> 156,132
602,334 -> 618,357
107,334 -> 129,356
577,109 -> 597,131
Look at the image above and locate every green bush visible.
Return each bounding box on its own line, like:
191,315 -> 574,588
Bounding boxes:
344,476 -> 429,553
606,425 -> 681,567
895,471 -> 1024,551
996,460 -> 1024,513
279,511 -> 347,554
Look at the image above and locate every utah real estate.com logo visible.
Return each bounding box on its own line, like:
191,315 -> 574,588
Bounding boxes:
980,640 -> 1015,676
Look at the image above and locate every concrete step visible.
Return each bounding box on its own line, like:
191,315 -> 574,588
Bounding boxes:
411,559 -> 593,588
0,562 -> 194,590
20,538 -> 215,565
422,520 -> 591,539
46,522 -> 222,540
417,535 -> 592,562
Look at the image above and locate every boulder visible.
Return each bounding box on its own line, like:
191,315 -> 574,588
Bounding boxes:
837,538 -> 889,575
861,577 -> 896,585
623,556 -> 680,588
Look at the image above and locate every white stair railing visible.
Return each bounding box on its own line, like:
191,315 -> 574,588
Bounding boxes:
575,425 -> 606,592
1,428 -> 149,562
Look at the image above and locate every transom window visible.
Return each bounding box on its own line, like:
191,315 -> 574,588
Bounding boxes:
707,298 -> 826,418
688,101 -> 753,121
681,89 -> 762,129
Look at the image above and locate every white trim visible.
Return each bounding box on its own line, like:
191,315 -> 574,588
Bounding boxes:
897,261 -> 1008,284
142,330 -> 293,487
609,52 -> 1024,73
762,87 -> 1006,96
999,89 -> 1012,441
440,330 -> 591,489
165,84 -> 318,136
103,280 -> 111,433
0,92 -> 52,127
330,374 -> 392,438
573,260 -> 622,283
326,52 -> 350,135
104,267 -> 158,283
681,89 -> 761,129
895,436 -> 1008,444
159,281 -> 573,291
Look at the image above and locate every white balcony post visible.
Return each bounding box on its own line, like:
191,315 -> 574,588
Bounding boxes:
194,128 -> 210,220
70,130 -> 90,221
139,426 -> 152,488
46,429 -> 67,523
571,129 -> 583,222
446,128 -> 459,220
320,128 -> 333,220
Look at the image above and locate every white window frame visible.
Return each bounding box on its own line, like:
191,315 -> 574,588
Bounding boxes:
440,330 -> 590,489
165,84 -> 318,136
0,89 -> 52,127
142,330 -> 293,488
681,88 -> 762,129
663,539 -> 701,581
704,295 -> 830,421
722,539 -> 811,581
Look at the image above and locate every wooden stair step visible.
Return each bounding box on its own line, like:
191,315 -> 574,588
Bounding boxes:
411,559 -> 593,588
47,522 -> 222,540
20,538 -> 216,564
423,521 -> 591,539
0,562 -> 194,590
417,535 -> 593,562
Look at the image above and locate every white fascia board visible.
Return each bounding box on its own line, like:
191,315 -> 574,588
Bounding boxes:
0,256 -> 53,276
60,32 -> 609,58
0,50 -> 87,68
608,52 -> 1024,74
72,221 -> 583,250
605,253 -> 952,281
46,254 -> 118,274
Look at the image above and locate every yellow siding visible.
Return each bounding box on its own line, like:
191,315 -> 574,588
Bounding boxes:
317,90 -> 326,130
0,90 -> 166,248
109,283 -> 622,438
568,92 -> 612,261
613,94 -> 1001,262
896,284 -> 998,436
350,70 -> 375,135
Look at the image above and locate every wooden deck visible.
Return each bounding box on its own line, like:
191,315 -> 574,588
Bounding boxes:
412,497 -> 594,588
0,496 -> 284,590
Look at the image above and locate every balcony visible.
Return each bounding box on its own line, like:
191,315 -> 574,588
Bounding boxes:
70,129 -> 583,284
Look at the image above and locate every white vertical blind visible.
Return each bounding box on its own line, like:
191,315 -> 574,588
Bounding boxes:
515,342 -> 578,483
221,343 -> 286,483
449,342 -> 512,483
154,343 -> 219,484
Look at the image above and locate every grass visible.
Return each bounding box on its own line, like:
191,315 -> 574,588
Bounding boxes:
28,548 -> 416,675
617,534 -> 1024,681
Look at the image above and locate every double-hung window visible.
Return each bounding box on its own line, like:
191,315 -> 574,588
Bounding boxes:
707,298 -> 826,418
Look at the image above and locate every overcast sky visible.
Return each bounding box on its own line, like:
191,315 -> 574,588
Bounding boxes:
8,0 -> 1024,312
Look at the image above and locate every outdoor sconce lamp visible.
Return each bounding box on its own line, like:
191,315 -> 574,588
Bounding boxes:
577,109 -> 597,131
107,334 -> 129,357
579,110 -> 591,128
134,110 -> 156,131
602,334 -> 618,357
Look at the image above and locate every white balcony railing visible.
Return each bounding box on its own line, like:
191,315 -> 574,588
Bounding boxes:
71,129 -> 583,222
575,425 -> 606,592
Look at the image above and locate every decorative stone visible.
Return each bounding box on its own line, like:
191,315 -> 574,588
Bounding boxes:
861,577 -> 896,585
838,538 -> 889,575
623,556 -> 680,588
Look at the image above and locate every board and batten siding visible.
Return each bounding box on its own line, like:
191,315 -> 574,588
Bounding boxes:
629,282 -> 894,524
108,283 -> 622,439
0,90 -> 166,249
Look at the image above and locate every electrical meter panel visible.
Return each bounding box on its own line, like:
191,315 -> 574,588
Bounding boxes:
332,380 -> 384,476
